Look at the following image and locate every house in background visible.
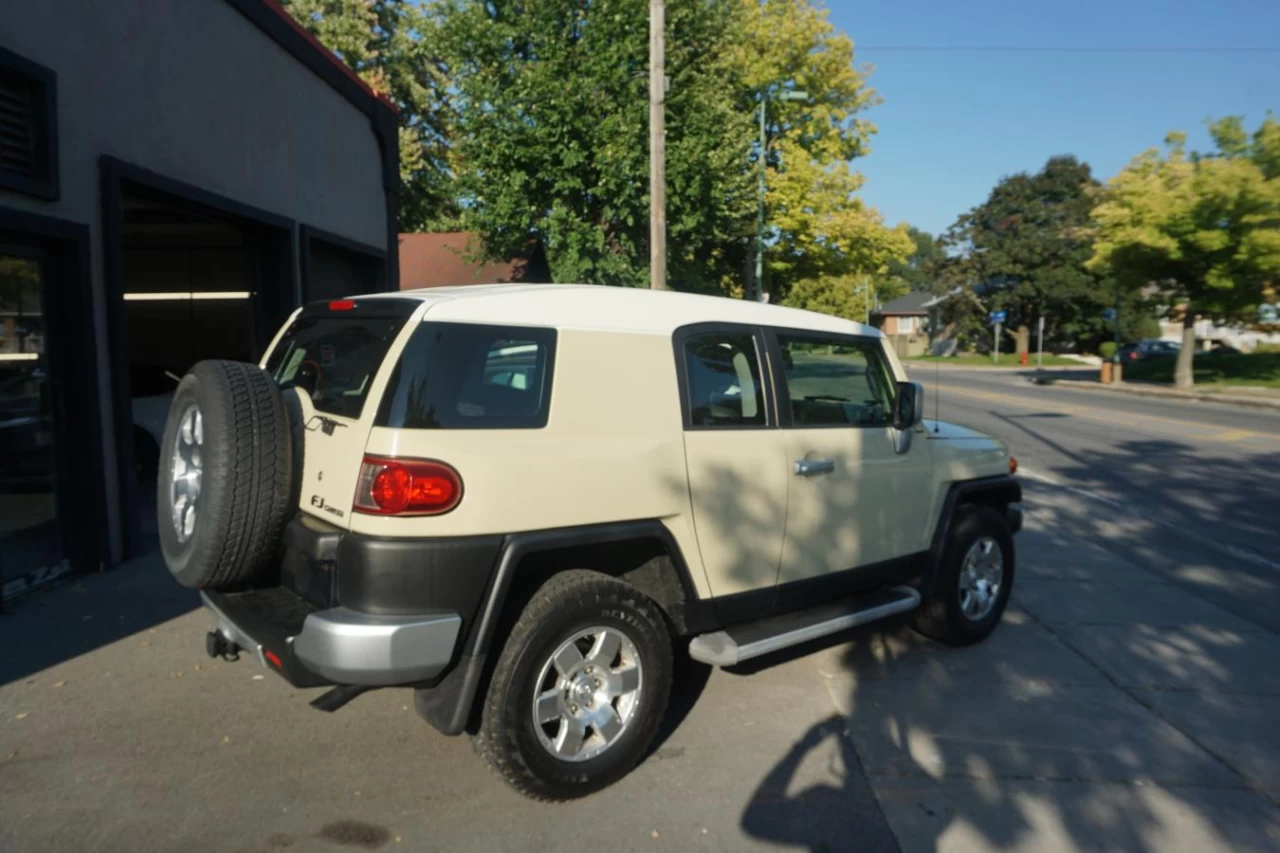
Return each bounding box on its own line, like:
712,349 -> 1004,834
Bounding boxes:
872,291 -> 936,357
399,232 -> 551,289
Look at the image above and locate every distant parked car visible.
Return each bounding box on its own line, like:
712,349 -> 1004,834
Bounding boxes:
1116,339 -> 1180,364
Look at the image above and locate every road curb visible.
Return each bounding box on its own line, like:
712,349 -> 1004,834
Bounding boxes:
1042,378 -> 1280,411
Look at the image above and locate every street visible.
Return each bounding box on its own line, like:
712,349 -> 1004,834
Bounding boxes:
906,364 -> 1280,633
3,377 -> 1280,853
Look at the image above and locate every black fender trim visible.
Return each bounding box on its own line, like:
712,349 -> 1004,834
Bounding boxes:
924,475 -> 1022,597
415,519 -> 701,735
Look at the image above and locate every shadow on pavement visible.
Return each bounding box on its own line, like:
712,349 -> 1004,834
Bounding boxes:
993,408 -> 1280,633
0,547 -> 199,687
648,648 -> 712,756
733,505 -> 1280,852
741,714 -> 900,853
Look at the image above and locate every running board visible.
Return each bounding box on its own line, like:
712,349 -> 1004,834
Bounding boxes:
688,585 -> 921,667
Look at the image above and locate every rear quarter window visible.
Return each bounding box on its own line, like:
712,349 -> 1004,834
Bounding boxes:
377,322 -> 556,430
264,312 -> 408,419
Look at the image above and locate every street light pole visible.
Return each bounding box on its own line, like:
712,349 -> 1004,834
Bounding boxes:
649,0 -> 667,291
751,89 -> 807,302
754,98 -> 766,302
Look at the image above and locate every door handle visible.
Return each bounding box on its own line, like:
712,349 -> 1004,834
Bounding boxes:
794,459 -> 835,476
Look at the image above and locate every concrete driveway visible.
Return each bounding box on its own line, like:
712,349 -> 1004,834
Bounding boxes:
3,485 -> 1280,853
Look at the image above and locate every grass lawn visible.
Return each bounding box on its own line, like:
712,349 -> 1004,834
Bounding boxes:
1123,351 -> 1280,389
906,354 -> 1087,367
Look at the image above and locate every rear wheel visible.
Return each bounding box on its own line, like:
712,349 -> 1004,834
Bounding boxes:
474,570 -> 673,800
911,506 -> 1014,645
158,360 -> 293,590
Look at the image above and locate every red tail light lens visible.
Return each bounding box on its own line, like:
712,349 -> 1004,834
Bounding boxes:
353,456 -> 462,516
329,299 -> 356,311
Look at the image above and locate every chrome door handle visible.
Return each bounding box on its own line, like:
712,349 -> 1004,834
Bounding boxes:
794,459 -> 835,476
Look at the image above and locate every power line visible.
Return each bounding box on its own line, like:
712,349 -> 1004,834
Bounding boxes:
857,45 -> 1280,53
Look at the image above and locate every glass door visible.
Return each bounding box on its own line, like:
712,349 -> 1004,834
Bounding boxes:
0,249 -> 66,601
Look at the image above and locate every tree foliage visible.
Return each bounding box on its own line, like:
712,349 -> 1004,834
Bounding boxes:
780,272 -> 905,323
940,156 -> 1149,352
279,0 -> 454,230
282,0 -> 909,297
1089,115 -> 1280,386
431,0 -> 753,290
731,0 -> 911,298
884,226 -> 945,293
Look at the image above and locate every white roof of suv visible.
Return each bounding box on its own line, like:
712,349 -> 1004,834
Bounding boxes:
366,284 -> 881,338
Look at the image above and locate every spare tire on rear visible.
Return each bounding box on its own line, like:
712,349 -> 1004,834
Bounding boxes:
158,360 -> 293,590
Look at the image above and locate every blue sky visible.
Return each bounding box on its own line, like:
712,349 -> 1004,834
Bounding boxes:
828,0 -> 1280,237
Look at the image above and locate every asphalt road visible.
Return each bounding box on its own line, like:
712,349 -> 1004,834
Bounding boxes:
5,369 -> 1280,852
906,364 -> 1280,634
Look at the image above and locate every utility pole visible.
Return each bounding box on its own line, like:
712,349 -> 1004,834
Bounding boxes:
1037,315 -> 1045,367
648,0 -> 667,290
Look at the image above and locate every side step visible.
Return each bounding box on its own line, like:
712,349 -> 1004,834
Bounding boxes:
688,586 -> 921,667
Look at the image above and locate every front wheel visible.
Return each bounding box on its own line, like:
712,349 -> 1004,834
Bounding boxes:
911,506 -> 1014,645
474,570 -> 673,800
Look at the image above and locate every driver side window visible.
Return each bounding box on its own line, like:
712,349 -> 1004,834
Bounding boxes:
776,334 -> 895,427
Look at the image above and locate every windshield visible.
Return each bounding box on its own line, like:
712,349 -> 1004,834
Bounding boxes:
265,314 -> 407,419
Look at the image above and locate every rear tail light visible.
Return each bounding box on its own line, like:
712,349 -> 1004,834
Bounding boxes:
328,299 -> 356,311
353,456 -> 463,516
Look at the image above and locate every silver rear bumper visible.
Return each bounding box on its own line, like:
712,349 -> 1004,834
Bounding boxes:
292,607 -> 461,686
201,592 -> 461,687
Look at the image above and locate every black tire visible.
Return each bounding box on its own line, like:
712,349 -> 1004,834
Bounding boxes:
474,570 -> 673,801
911,505 -> 1014,646
157,360 -> 293,590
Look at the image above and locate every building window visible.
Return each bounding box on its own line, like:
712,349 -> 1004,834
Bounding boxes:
0,47 -> 58,200
898,316 -> 916,334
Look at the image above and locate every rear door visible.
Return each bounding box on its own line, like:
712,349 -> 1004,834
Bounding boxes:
261,297 -> 424,528
768,330 -> 917,588
676,324 -> 788,602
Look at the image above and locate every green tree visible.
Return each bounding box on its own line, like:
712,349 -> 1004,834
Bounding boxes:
1089,115 -> 1280,387
730,0 -> 911,300
884,226 -> 945,293
279,0 -> 454,230
781,272 -> 904,324
432,0 -> 753,290
940,156 -> 1143,353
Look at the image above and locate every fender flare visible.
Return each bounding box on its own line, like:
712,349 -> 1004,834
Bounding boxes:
924,475 -> 1022,597
414,520 -> 699,735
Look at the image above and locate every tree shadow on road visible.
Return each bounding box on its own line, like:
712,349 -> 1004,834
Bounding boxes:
738,608 -> 1279,853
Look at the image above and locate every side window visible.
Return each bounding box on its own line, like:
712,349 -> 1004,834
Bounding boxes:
777,334 -> 895,427
378,323 -> 555,429
682,332 -> 767,428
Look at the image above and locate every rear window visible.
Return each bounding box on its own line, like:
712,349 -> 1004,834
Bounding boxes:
265,314 -> 407,419
377,322 -> 556,430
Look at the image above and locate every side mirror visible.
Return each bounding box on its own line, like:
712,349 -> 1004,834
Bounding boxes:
893,381 -> 924,430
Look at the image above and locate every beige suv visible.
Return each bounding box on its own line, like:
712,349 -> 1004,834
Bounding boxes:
158,284 -> 1021,800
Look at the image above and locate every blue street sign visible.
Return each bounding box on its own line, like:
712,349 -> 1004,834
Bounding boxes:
1101,308 -> 1117,322
989,310 -> 1007,326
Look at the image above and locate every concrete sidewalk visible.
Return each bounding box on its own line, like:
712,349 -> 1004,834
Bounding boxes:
3,491 -> 1280,852
821,493 -> 1280,852
1043,377 -> 1280,411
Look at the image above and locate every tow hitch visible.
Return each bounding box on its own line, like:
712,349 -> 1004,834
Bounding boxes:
206,630 -> 241,662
